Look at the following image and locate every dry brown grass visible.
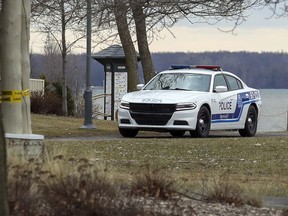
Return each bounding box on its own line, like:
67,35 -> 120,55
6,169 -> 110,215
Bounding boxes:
130,165 -> 176,200
204,173 -> 263,208
7,155 -> 268,216
7,155 -> 144,216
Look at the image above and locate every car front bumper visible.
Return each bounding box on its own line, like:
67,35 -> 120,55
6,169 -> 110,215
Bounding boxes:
118,108 -> 198,131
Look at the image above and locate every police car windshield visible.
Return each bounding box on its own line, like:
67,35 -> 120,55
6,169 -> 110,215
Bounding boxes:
144,73 -> 211,92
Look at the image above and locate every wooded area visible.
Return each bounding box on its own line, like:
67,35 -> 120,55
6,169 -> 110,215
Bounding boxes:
152,51 -> 288,89
31,51 -> 288,94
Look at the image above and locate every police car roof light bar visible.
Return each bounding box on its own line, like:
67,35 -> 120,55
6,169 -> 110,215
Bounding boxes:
169,65 -> 191,70
170,64 -> 222,71
194,65 -> 222,71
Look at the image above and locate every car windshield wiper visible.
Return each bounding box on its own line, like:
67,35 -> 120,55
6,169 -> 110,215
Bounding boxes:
161,86 -> 170,90
173,88 -> 190,91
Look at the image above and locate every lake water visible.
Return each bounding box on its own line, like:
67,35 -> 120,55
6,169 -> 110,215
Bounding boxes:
258,89 -> 288,132
92,87 -> 288,132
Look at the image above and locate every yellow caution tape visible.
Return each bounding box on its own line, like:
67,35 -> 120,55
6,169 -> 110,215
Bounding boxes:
1,89 -> 30,102
22,89 -> 30,97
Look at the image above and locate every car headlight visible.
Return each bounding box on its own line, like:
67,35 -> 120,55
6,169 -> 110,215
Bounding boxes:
176,102 -> 197,111
120,101 -> 130,110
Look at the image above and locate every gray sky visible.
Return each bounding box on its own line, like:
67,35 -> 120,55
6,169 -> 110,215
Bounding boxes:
30,5 -> 287,53
149,7 -> 288,53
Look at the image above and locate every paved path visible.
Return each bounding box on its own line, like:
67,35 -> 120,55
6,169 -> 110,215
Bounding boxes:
47,131 -> 288,141
263,196 -> 288,209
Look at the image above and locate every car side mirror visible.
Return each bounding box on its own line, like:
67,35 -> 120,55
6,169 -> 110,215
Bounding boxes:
137,84 -> 144,90
214,86 -> 228,93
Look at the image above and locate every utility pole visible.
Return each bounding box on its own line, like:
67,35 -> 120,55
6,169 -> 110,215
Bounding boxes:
81,0 -> 96,129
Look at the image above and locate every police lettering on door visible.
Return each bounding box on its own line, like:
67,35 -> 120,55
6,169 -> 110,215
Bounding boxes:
219,101 -> 232,110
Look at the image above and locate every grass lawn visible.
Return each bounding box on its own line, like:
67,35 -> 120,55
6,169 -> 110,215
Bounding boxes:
32,114 -> 288,197
32,114 -> 119,137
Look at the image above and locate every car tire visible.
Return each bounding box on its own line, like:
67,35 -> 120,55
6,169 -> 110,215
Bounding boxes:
239,105 -> 258,137
170,130 -> 186,137
190,106 -> 211,138
118,128 -> 138,138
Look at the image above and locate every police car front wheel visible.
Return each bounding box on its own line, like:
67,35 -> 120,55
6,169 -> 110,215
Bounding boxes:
190,106 -> 211,138
239,105 -> 258,137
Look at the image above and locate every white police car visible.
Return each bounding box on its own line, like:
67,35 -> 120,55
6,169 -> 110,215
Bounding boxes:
118,65 -> 262,138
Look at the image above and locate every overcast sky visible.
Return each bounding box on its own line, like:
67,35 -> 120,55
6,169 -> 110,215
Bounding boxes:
30,5 -> 287,54
149,6 -> 288,53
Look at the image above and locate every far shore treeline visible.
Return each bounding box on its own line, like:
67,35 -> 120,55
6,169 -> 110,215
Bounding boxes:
31,51 -> 288,90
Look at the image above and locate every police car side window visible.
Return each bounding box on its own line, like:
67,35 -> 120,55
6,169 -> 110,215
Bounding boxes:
226,75 -> 243,90
213,74 -> 227,90
236,79 -> 243,89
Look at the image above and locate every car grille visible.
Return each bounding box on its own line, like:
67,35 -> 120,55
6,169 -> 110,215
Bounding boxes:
129,103 -> 176,125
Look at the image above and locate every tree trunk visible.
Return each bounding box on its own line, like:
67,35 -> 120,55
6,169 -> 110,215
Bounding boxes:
61,52 -> 68,116
1,2 -> 12,216
0,113 -> 9,216
0,1 -> 9,216
1,0 -> 23,133
130,1 -> 155,84
21,0 -> 32,133
61,0 -> 68,116
114,0 -> 139,91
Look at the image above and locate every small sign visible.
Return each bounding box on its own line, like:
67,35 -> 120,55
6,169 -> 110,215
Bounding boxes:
118,66 -> 126,70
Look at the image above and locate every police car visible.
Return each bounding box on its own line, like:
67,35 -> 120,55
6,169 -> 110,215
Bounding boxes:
118,65 -> 262,138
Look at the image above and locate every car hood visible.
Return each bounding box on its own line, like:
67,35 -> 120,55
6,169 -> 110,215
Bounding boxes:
121,90 -> 206,103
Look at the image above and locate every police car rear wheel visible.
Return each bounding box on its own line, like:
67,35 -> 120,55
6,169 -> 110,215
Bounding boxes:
190,106 -> 211,138
118,128 -> 138,138
239,105 -> 258,137
170,130 -> 186,137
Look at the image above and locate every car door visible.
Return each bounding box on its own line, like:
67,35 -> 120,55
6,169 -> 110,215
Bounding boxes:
210,74 -> 241,130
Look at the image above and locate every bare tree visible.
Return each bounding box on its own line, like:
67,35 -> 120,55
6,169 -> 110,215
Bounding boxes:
31,0 -> 86,116
0,113 -> 9,216
262,0 -> 288,16
1,0 -> 23,133
0,1 -> 9,214
1,0 -> 32,134
95,0 -> 140,92
130,0 -> 155,83
0,0 -> 32,214
113,0 -> 139,91
22,0 -> 32,133
95,0 -> 261,84
43,33 -> 62,82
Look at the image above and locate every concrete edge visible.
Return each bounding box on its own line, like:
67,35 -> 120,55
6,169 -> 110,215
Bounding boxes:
5,133 -> 44,140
